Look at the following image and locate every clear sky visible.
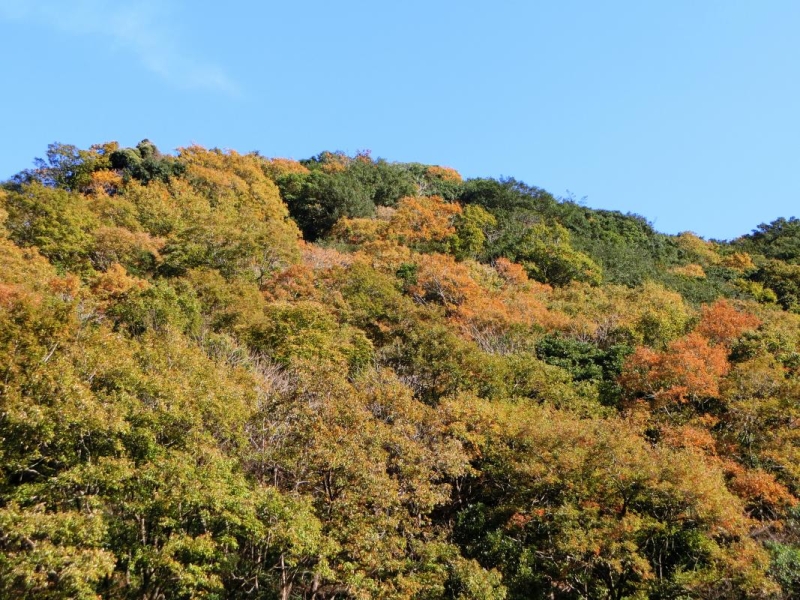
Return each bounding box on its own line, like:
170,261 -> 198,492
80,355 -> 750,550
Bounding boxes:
1,0 -> 799,240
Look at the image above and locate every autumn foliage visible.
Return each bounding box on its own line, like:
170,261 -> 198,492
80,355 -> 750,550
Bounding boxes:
1,140 -> 800,599
620,332 -> 730,404
696,297 -> 761,346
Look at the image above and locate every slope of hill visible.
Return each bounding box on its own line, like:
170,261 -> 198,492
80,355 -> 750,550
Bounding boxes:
1,140 -> 800,599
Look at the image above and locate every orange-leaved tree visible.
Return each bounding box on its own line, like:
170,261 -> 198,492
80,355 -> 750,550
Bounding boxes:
387,195 -> 461,253
695,298 -> 761,347
620,332 -> 730,405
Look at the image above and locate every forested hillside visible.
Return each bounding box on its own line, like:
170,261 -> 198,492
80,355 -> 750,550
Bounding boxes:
3,140 -> 800,599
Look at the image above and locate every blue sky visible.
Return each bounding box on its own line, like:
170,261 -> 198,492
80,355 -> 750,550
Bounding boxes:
1,0 -> 799,240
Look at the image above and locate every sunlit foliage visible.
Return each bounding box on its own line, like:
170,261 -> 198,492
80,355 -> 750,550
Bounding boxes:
1,140 -> 799,598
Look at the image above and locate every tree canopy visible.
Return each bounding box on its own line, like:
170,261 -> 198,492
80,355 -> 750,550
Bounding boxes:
0,140 -> 798,599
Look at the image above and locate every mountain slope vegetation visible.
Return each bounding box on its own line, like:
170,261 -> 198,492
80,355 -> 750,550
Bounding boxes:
2,140 -> 800,599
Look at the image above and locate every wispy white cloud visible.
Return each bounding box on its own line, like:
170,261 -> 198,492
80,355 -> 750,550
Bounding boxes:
0,0 -> 241,96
